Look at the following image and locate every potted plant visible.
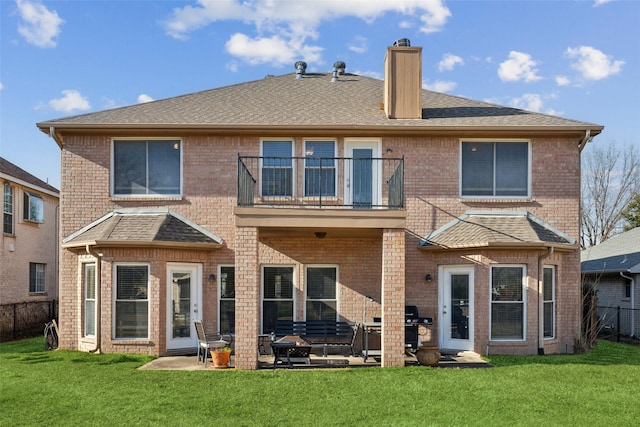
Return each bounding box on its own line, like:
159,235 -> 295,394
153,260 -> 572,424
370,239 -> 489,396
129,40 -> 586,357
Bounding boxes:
211,346 -> 232,369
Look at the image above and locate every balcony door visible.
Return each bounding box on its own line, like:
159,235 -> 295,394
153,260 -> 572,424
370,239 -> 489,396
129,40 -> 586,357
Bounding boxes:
344,139 -> 381,208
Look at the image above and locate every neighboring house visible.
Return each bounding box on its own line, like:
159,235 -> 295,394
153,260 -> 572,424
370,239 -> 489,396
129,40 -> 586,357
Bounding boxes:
36,41 -> 603,369
1,157 -> 59,340
581,227 -> 640,337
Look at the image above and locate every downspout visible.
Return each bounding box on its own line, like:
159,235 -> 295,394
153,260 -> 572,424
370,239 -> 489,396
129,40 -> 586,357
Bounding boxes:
578,129 -> 592,153
86,245 -> 102,354
49,126 -> 63,147
538,247 -> 554,355
620,271 -> 635,337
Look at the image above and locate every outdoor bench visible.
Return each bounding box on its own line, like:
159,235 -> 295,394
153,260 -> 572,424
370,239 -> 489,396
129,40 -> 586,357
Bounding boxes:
273,320 -> 359,357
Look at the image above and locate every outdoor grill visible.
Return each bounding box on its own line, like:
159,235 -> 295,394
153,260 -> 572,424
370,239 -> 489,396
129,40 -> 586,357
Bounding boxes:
404,305 -> 432,350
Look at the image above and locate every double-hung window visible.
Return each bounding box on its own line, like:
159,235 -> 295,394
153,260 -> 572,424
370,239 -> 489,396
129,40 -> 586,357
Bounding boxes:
84,263 -> 96,337
262,266 -> 294,334
461,141 -> 529,197
306,266 -> 337,321
261,141 -> 293,197
113,139 -> 181,196
29,262 -> 46,293
304,141 -> 336,197
491,265 -> 526,340
543,266 -> 555,339
3,183 -> 13,234
23,192 -> 44,223
219,266 -> 235,334
114,264 -> 149,339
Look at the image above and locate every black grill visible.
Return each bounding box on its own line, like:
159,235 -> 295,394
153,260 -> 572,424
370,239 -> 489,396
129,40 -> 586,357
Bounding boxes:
405,305 -> 432,350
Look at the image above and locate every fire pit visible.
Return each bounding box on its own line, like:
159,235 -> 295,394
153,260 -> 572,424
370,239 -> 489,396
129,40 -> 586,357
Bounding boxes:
270,335 -> 311,369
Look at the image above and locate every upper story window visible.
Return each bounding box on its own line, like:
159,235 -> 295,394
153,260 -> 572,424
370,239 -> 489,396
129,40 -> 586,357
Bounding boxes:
3,183 -> 13,234
304,140 -> 336,197
23,191 -> 44,223
261,140 -> 293,197
461,141 -> 529,198
112,139 -> 181,196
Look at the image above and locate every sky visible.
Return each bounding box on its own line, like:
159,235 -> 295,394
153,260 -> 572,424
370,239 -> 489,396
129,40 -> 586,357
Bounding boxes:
1,0 -> 638,190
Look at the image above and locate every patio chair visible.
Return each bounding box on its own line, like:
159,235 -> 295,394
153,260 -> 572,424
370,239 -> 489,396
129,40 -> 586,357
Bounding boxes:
194,320 -> 229,368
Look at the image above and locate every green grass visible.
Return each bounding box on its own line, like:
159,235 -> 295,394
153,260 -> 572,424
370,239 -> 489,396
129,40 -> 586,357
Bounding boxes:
1,339 -> 639,426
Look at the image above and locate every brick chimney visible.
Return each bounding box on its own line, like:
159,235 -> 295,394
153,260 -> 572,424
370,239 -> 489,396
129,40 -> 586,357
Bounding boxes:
383,39 -> 423,119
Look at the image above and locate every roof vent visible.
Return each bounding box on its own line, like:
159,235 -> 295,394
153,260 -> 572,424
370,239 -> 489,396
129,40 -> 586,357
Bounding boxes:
295,61 -> 307,79
331,61 -> 346,82
393,38 -> 411,47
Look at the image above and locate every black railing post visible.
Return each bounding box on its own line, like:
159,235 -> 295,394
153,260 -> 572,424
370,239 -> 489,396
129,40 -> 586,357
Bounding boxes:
617,305 -> 621,342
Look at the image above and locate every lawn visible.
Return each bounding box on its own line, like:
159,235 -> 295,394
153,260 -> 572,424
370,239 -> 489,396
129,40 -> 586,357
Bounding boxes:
1,338 -> 639,426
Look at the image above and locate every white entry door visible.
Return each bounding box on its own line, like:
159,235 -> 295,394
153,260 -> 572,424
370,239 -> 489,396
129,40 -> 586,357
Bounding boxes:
344,139 -> 381,208
166,263 -> 202,350
440,266 -> 474,351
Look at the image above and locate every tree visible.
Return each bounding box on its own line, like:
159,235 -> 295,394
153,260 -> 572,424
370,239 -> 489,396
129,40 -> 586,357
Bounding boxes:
581,143 -> 640,249
621,193 -> 640,231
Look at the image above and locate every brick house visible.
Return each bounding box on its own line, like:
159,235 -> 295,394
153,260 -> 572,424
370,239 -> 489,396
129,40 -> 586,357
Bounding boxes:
37,42 -> 603,369
1,157 -> 59,340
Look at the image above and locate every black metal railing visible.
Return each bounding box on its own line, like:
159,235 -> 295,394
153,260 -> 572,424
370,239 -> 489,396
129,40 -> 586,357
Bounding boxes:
238,156 -> 404,209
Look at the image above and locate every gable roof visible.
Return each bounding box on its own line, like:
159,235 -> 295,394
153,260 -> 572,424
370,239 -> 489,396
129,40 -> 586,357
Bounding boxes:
37,73 -> 603,139
419,210 -> 576,251
62,208 -> 223,251
581,227 -> 640,274
0,157 -> 59,196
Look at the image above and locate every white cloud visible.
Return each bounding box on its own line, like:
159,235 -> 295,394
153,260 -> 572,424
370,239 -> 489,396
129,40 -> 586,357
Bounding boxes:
423,79 -> 457,93
498,51 -> 542,83
438,53 -> 463,72
163,1 -> 451,66
508,93 -> 561,115
555,75 -> 571,87
226,61 -> 239,72
0,82 -> 4,91
593,0 -> 613,7
16,0 -> 64,48
356,70 -> 383,80
347,36 -> 367,54
137,94 -> 154,103
566,46 -> 624,81
48,90 -> 91,113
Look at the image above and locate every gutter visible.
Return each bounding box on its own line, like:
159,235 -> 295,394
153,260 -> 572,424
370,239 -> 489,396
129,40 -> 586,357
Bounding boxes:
620,271 -> 635,337
48,126 -> 63,148
578,129 -> 592,153
538,247 -> 554,355
86,245 -> 102,354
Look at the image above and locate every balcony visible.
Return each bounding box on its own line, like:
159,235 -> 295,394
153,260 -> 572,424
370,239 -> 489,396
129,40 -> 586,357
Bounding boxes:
237,156 -> 404,209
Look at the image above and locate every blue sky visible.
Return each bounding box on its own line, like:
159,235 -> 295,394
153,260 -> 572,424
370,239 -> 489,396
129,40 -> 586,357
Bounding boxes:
1,0 -> 638,190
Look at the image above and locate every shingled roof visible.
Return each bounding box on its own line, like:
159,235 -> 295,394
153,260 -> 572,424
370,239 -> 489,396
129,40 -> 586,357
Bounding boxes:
0,157 -> 59,196
62,208 -> 223,250
581,227 -> 640,274
37,72 -> 603,137
419,211 -> 576,251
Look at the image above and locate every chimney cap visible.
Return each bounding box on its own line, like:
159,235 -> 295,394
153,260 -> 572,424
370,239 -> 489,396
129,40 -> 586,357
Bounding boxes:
393,38 -> 411,47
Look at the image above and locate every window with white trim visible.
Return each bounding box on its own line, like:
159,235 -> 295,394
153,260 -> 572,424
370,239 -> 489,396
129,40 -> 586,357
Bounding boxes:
219,266 -> 235,334
491,265 -> 526,340
114,264 -> 149,339
23,191 -> 44,223
461,141 -> 529,197
304,141 -> 336,197
3,183 -> 13,234
84,263 -> 96,337
261,140 -> 293,197
113,140 -> 181,196
306,266 -> 337,321
543,266 -> 555,339
29,262 -> 45,293
262,266 -> 294,334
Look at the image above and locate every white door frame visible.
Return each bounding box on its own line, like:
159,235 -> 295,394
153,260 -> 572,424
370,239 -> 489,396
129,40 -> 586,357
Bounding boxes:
439,265 -> 475,351
344,139 -> 382,207
166,263 -> 202,350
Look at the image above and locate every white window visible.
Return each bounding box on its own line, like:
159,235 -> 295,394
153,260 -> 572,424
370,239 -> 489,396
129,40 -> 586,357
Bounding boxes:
219,266 -> 235,334
29,262 -> 45,293
305,266 -> 338,321
304,141 -> 336,197
114,264 -> 149,339
261,140 -> 293,197
262,266 -> 294,334
23,191 -> 44,223
84,263 -> 96,337
3,183 -> 13,234
461,141 -> 529,197
112,139 -> 181,196
543,266 -> 555,339
491,265 -> 526,340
